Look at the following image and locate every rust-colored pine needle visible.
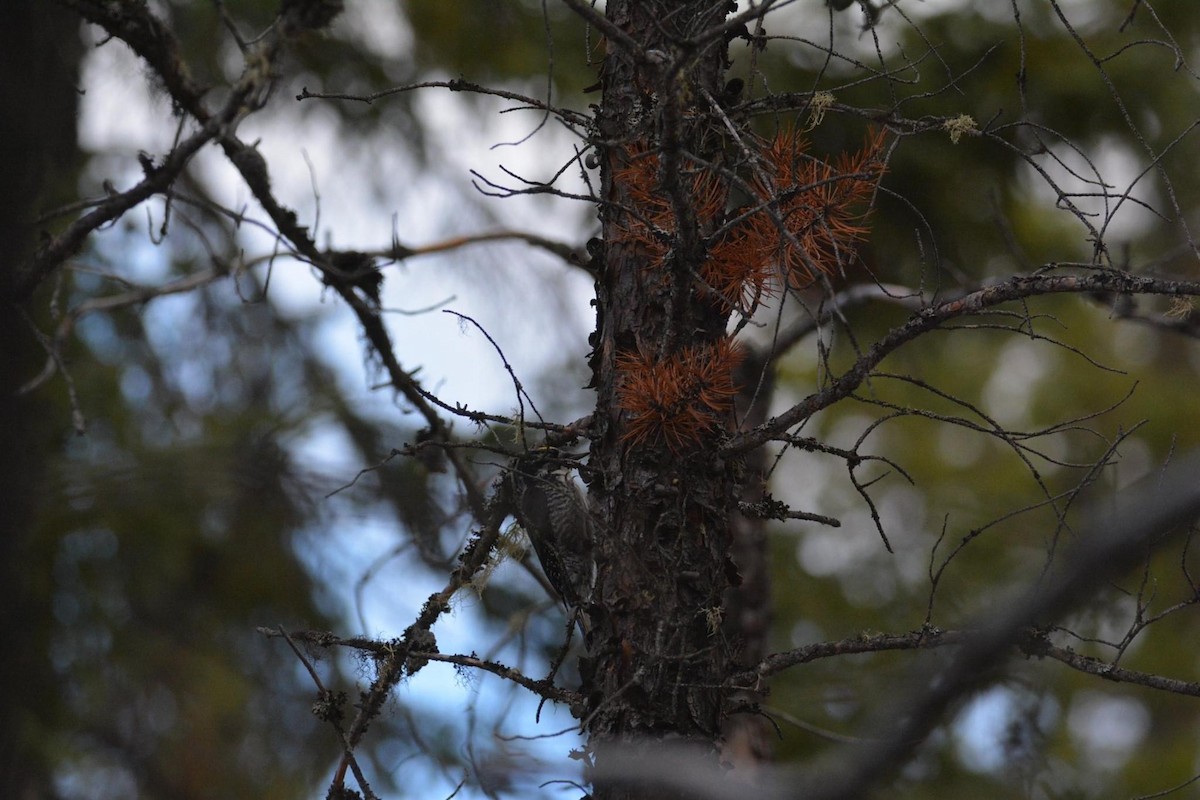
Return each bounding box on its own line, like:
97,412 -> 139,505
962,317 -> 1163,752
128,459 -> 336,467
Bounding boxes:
701,127 -> 886,308
703,228 -> 773,309
612,142 -> 726,263
612,131 -> 885,310
616,339 -> 744,452
751,126 -> 886,288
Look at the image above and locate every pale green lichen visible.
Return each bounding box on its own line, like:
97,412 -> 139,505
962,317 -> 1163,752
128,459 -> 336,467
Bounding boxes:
806,91 -> 836,131
943,113 -> 978,144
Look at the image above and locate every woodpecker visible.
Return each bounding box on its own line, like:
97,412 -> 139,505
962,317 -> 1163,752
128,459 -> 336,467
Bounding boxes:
508,450 -> 595,612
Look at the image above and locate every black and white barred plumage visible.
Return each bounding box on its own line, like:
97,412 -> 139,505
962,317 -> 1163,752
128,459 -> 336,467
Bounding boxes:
509,451 -> 595,610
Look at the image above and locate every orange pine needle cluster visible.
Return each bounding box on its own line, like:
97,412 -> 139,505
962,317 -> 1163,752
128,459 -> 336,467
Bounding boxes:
701,227 -> 772,309
612,141 -> 725,261
616,339 -> 744,452
704,127 -> 886,307
609,131 -> 885,308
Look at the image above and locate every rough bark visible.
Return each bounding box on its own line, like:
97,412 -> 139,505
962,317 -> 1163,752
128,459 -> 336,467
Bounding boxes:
584,2 -> 742,796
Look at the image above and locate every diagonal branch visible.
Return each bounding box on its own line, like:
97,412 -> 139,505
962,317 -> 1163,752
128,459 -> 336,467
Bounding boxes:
11,83 -> 255,302
800,450 -> 1200,800
725,267 -> 1200,456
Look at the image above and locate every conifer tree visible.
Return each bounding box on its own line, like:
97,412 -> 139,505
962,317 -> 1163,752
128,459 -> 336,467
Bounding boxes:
15,2 -> 1200,798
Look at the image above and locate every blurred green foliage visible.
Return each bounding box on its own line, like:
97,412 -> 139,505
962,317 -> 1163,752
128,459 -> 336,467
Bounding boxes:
762,2 -> 1200,796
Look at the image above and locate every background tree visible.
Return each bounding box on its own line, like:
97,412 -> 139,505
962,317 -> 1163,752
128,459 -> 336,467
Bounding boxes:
8,1 -> 1200,799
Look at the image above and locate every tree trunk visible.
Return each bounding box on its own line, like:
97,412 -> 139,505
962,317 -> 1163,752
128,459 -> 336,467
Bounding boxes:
0,3 -> 81,797
585,2 -> 742,796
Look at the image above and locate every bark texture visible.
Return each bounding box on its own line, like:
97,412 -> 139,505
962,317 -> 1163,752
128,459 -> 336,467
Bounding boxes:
584,2 -> 745,796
